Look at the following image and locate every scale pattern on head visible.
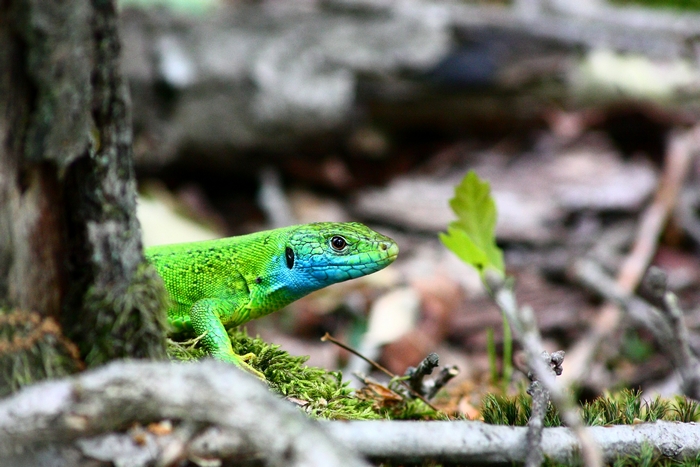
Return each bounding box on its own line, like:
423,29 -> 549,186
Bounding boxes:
282,222 -> 398,292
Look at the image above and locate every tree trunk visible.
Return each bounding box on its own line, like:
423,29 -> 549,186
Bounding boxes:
0,0 -> 167,397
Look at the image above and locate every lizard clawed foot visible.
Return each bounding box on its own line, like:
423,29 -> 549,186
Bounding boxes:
238,359 -> 266,381
215,351 -> 266,381
238,352 -> 257,362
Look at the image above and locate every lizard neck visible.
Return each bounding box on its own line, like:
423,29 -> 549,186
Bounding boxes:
240,231 -> 323,319
246,269 -> 319,320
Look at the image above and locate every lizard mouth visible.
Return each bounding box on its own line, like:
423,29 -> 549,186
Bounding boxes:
384,252 -> 399,262
305,251 -> 398,269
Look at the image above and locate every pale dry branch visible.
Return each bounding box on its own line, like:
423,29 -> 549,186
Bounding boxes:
327,419 -> 700,465
0,360 -> 369,467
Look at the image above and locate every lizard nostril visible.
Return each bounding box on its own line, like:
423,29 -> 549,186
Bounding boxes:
380,243 -> 388,251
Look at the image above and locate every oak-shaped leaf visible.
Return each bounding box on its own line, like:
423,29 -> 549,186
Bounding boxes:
439,171 -> 504,277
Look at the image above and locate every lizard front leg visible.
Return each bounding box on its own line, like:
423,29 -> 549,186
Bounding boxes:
189,298 -> 264,379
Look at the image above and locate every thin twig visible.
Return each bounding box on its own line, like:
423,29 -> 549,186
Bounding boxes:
526,379 -> 548,467
563,126 -> 700,385
525,351 -> 565,467
485,272 -> 603,467
642,267 -> 700,397
406,352 -> 438,396
321,333 -> 442,413
426,365 -> 460,400
575,260 -> 700,400
405,353 -> 459,400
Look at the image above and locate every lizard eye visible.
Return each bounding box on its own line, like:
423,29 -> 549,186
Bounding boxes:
330,236 -> 347,251
285,247 -> 295,269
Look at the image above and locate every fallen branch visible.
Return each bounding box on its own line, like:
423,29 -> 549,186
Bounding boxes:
0,360 -> 369,467
327,420 -> 700,465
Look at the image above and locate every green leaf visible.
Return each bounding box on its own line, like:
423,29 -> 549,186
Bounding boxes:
439,171 -> 504,276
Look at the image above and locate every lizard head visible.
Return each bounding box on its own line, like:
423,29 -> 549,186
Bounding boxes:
284,222 -> 399,290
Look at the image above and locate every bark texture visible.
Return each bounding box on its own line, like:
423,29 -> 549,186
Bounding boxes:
0,0 -> 167,397
0,360 -> 370,467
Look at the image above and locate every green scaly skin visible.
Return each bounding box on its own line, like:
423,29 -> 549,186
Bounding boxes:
146,222 -> 399,378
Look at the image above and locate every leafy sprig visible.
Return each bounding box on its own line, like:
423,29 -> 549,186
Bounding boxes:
439,170 -> 504,278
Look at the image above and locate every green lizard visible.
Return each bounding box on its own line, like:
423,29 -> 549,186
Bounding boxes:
146,222 -> 398,377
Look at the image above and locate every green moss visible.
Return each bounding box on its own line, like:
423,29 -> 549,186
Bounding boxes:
168,328 -> 382,420
481,392 -> 560,427
482,387 -> 700,427
386,397 -> 444,420
670,396 -> 700,423
609,0 -> 700,11
167,328 -> 447,420
0,309 -> 82,397
542,443 -> 700,467
80,261 -> 169,366
581,389 -> 700,425
481,389 -> 700,466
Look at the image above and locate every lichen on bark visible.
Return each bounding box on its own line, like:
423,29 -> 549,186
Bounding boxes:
0,0 -> 168,394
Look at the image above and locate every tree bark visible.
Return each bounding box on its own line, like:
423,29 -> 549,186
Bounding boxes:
0,0 -> 167,397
